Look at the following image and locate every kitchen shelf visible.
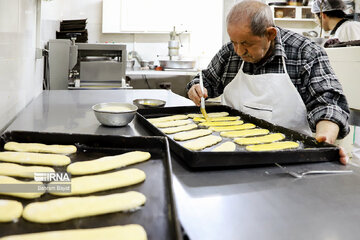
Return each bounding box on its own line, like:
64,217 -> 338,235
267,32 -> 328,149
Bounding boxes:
270,5 -> 316,22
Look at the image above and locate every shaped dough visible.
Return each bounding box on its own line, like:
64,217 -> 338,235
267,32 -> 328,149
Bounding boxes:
4,142 -> 77,155
0,152 -> 71,166
199,120 -> 244,127
50,168 -> 145,196
0,224 -> 147,240
209,123 -> 256,132
212,142 -> 236,152
23,191 -> 146,223
67,151 -> 151,175
220,129 -> 269,138
153,119 -> 192,128
193,116 -> 240,122
246,141 -> 299,151
183,135 -> 222,151
0,199 -> 23,222
148,114 -> 188,123
162,124 -> 198,134
235,133 -> 285,145
0,162 -> 54,178
0,176 -> 44,199
173,129 -> 212,141
187,112 -> 229,118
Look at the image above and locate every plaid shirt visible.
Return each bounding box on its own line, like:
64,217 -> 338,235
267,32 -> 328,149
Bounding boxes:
186,27 -> 350,138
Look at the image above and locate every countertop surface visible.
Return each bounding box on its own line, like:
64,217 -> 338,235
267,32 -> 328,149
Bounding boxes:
6,90 -> 360,240
126,68 -> 198,76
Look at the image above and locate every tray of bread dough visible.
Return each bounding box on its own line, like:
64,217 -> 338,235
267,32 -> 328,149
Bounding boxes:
0,131 -> 181,240
137,105 -> 339,169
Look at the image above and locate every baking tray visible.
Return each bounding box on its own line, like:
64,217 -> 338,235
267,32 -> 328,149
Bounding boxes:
0,131 -> 181,240
137,105 -> 339,169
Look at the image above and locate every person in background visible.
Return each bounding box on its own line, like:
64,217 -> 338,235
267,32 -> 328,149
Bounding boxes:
187,0 -> 350,164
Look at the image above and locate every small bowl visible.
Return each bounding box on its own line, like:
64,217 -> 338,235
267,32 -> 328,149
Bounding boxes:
133,99 -> 166,109
92,102 -> 138,127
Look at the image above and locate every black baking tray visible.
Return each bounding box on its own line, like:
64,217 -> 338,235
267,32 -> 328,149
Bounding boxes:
0,131 -> 181,240
137,105 -> 339,169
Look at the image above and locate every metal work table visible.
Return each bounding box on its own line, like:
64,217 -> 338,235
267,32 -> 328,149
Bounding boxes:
6,90 -> 360,240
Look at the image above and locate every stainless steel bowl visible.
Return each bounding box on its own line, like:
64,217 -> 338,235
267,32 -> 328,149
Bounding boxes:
159,60 -> 196,69
133,99 -> 166,109
92,102 -> 138,127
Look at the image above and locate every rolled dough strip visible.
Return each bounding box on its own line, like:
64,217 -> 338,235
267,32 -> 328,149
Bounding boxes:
235,133 -> 285,145
23,191 -> 146,223
0,224 -> 147,240
0,199 -> 23,222
246,141 -> 299,151
50,168 -> 145,196
220,129 -> 269,138
4,142 -> 77,155
199,120 -> 244,127
0,176 -> 44,199
67,151 -> 151,175
183,135 -> 222,151
153,119 -> 192,128
148,114 -> 188,123
209,123 -> 256,132
0,152 -> 71,166
0,162 -> 54,178
212,142 -> 236,152
187,112 -> 229,118
173,129 -> 212,141
193,116 -> 240,122
162,124 -> 197,134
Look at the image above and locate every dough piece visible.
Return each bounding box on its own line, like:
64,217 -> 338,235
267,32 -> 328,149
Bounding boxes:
187,112 -> 229,118
234,133 -> 285,145
162,124 -> 198,134
0,152 -> 71,166
4,142 -> 77,155
199,120 -> 244,127
67,151 -> 151,175
209,123 -> 256,132
0,224 -> 147,240
173,129 -> 212,141
193,116 -> 240,122
246,141 -> 299,151
23,191 -> 146,223
212,142 -> 236,152
148,114 -> 188,123
0,162 -> 54,178
0,176 -> 44,199
220,129 -> 270,138
50,168 -> 145,196
153,119 -> 192,128
183,135 -> 222,151
0,199 -> 23,222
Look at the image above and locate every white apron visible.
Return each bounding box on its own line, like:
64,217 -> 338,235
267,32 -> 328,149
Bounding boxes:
221,56 -> 312,136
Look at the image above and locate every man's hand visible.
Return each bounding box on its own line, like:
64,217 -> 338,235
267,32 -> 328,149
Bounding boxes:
315,120 -> 348,165
187,84 -> 208,106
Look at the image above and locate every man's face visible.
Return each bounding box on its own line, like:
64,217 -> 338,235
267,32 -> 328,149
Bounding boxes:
227,24 -> 273,63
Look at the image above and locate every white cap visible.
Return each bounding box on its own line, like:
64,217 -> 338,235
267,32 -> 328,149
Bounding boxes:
311,0 -> 346,13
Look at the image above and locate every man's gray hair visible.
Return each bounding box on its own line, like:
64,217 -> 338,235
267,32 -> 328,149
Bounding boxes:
226,0 -> 275,37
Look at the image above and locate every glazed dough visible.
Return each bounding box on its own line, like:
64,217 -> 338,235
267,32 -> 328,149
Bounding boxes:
23,191 -> 146,223
199,120 -> 244,127
183,135 -> 222,151
246,141 -> 299,151
0,199 -> 23,222
0,152 -> 71,166
220,129 -> 269,138
0,225 -> 147,240
193,116 -> 240,122
4,142 -> 77,155
0,176 -> 44,199
153,119 -> 192,128
187,112 -> 229,118
67,151 -> 151,175
148,114 -> 188,123
209,123 -> 256,132
173,129 -> 212,141
212,142 -> 236,152
50,168 -> 145,196
161,124 -> 198,134
0,162 -> 54,178
234,133 -> 285,145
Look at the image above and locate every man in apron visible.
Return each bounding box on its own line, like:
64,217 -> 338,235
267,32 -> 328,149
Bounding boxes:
187,0 -> 350,164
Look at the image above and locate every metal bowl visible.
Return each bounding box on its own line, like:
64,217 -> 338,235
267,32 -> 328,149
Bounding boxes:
133,99 -> 166,109
158,60 -> 196,69
92,102 -> 138,127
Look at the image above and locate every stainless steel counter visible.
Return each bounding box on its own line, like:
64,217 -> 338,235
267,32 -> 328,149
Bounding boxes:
6,90 -> 360,240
